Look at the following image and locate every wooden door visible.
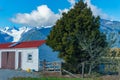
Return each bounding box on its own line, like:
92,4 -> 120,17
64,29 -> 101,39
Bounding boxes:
1,52 -> 7,69
18,52 -> 21,68
7,52 -> 15,69
1,52 -> 15,69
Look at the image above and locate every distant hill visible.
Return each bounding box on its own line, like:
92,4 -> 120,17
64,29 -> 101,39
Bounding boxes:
100,19 -> 120,47
109,48 -> 120,57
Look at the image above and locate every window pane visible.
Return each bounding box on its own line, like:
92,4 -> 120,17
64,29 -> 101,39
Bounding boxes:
28,54 -> 32,61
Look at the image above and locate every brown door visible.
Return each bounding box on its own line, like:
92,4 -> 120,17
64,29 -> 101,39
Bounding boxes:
7,52 -> 15,69
1,52 -> 15,69
18,52 -> 21,68
1,52 -> 7,69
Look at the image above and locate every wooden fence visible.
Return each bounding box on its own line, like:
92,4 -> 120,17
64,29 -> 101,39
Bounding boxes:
39,60 -> 62,73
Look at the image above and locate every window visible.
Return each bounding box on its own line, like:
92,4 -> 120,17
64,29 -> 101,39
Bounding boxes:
27,54 -> 33,62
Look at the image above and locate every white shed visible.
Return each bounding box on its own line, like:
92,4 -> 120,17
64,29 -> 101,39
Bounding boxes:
0,40 -> 60,71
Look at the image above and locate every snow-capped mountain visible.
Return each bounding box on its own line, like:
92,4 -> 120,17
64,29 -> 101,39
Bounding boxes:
20,27 -> 46,42
0,31 -> 13,43
19,27 -> 52,42
0,26 -> 30,42
0,19 -> 120,47
0,26 -> 52,43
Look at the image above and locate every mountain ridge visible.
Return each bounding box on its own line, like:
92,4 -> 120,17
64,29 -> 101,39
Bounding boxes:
0,19 -> 120,47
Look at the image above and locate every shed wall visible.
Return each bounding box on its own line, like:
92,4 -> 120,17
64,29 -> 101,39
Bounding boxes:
0,48 -> 39,71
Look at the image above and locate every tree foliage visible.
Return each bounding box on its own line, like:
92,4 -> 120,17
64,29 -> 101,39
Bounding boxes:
46,0 -> 108,73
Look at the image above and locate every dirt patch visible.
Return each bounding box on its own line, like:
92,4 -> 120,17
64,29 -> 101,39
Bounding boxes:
98,75 -> 120,80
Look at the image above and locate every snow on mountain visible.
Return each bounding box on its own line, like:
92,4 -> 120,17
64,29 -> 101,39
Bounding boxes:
0,30 -> 13,43
0,26 -> 30,42
19,27 -> 46,42
0,26 -> 52,43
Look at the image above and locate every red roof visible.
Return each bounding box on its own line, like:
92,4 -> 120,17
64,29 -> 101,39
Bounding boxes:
0,40 -> 46,49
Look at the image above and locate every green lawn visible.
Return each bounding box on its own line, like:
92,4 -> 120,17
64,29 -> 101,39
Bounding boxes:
11,77 -> 96,80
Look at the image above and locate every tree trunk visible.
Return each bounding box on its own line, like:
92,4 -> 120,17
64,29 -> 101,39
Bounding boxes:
88,63 -> 92,75
118,63 -> 120,79
81,62 -> 85,78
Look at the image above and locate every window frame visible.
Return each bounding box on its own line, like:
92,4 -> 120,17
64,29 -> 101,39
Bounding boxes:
27,53 -> 33,62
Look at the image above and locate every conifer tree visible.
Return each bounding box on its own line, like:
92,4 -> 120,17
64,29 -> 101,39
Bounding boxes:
46,0 -> 108,75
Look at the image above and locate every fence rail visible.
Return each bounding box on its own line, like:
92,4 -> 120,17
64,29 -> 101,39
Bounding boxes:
39,60 -> 62,72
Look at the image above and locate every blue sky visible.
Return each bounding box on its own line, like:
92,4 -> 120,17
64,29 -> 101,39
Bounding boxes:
0,0 -> 120,28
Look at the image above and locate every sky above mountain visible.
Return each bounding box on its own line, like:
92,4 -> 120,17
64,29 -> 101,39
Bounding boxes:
0,0 -> 120,28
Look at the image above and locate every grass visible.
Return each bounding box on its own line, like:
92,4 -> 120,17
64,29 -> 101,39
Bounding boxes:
11,77 -> 96,80
11,76 -> 120,80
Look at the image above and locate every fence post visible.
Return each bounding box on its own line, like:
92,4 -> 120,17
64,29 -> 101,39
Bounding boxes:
43,59 -> 46,72
60,61 -> 62,76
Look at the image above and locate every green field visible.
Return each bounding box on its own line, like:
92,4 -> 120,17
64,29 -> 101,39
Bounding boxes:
11,76 -> 119,80
11,77 -> 95,80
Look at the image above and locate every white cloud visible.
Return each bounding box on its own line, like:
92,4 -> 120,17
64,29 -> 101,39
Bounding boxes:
68,0 -> 76,6
11,0 -> 113,27
84,0 -> 111,19
11,5 -> 60,27
67,0 -> 110,19
59,0 -> 76,14
59,8 -> 69,15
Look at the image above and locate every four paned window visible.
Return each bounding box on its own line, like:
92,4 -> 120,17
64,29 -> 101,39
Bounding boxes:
27,54 -> 32,61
